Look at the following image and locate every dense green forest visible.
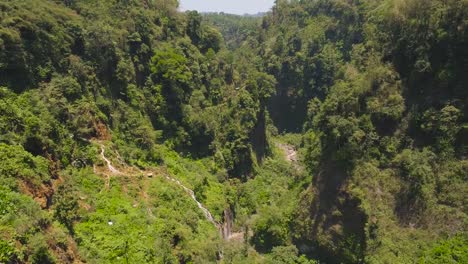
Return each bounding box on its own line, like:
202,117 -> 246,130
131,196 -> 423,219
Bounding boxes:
202,13 -> 262,50
0,0 -> 466,263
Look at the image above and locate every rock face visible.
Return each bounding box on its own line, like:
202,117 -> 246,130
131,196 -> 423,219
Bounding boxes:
251,108 -> 267,163
292,164 -> 368,263
277,143 -> 298,163
19,181 -> 53,209
223,208 -> 233,239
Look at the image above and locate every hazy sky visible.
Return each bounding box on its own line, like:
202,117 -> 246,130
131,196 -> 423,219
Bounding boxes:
179,0 -> 275,15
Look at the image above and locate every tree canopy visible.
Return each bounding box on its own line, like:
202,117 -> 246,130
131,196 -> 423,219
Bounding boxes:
0,0 -> 466,263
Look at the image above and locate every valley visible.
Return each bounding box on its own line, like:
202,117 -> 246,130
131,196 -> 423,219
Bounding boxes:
0,0 -> 466,263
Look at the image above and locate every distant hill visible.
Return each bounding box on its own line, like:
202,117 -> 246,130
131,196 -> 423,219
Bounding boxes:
0,0 -> 466,263
202,12 -> 262,49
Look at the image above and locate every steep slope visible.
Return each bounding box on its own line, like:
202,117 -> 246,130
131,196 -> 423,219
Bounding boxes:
254,0 -> 468,263
0,0 -> 277,262
0,0 -> 467,263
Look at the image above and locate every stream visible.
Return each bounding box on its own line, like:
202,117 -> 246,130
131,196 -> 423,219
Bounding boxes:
163,175 -> 218,226
98,142 -> 233,239
99,144 -> 121,174
162,174 -> 235,240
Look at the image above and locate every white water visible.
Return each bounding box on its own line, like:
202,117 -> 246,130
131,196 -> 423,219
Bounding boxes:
163,175 -> 219,227
163,175 -> 238,240
97,142 -> 234,239
99,144 -> 121,174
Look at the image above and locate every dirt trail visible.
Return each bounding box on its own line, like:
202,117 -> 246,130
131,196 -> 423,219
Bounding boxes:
162,174 -> 239,241
277,142 -> 305,174
228,232 -> 244,242
163,174 -> 218,226
99,144 -> 121,174
277,143 -> 298,163
94,141 -> 228,234
98,144 -> 121,190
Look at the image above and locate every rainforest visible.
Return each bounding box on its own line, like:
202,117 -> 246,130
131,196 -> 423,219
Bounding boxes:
0,0 -> 467,263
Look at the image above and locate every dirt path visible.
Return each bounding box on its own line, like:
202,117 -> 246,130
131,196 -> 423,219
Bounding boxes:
163,174 -> 219,227
277,143 -> 298,163
94,141 -> 224,232
98,144 -> 121,190
99,144 -> 121,174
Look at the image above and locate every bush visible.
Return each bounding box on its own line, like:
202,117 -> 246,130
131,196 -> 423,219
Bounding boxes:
420,235 -> 468,264
0,239 -> 18,263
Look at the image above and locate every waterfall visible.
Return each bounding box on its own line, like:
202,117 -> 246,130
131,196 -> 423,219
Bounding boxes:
99,144 -> 121,174
222,208 -> 233,239
163,175 -> 237,241
163,175 -> 219,227
96,141 -> 237,241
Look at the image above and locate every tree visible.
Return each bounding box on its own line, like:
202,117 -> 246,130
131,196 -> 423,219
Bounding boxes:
53,184 -> 79,232
251,206 -> 289,253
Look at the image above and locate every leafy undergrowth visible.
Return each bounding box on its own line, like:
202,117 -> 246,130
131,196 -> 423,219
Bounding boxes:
65,142 -> 223,263
223,135 -> 316,262
1,0 -> 467,262
67,137 -> 314,263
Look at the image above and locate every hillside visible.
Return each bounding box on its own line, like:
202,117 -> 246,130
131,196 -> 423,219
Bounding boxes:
202,12 -> 261,50
0,0 -> 467,263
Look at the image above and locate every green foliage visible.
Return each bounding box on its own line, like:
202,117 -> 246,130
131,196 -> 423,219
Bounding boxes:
29,233 -> 56,264
0,0 -> 280,262
74,176 -> 221,263
251,206 -> 289,253
266,246 -> 317,264
0,239 -> 18,263
421,105 -> 462,156
161,146 -> 228,221
151,45 -> 192,86
0,0 -> 80,91
303,131 -> 321,173
420,235 -> 468,264
263,0 -> 468,262
53,184 -> 79,232
186,11 -> 223,52
0,143 -> 50,189
203,13 -> 262,50
235,141 -> 310,255
262,0 -> 360,131
0,186 -> 59,263
0,0 -> 466,263
395,149 -> 436,198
